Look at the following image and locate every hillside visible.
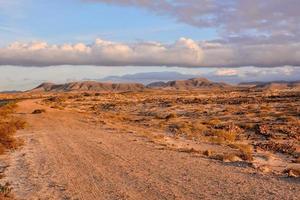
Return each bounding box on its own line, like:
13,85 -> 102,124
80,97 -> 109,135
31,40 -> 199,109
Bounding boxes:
239,81 -> 300,90
147,78 -> 230,90
30,81 -> 145,92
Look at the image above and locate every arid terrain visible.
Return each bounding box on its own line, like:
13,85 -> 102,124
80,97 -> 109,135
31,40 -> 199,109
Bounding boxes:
0,79 -> 299,199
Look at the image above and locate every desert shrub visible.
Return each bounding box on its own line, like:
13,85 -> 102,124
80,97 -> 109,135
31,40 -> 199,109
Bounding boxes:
230,143 -> 253,161
239,122 -> 256,131
0,103 -> 17,117
192,123 -> 208,134
209,129 -> 237,143
206,119 -> 222,127
83,92 -> 92,97
283,168 -> 300,178
256,141 -> 296,155
32,109 -> 46,114
164,113 -> 177,120
168,122 -> 191,135
255,124 -> 274,138
0,103 -> 25,154
203,149 -> 214,156
101,103 -> 116,111
45,96 -> 66,103
0,182 -> 12,198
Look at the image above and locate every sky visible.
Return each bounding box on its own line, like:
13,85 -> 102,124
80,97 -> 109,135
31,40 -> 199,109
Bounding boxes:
0,0 -> 300,90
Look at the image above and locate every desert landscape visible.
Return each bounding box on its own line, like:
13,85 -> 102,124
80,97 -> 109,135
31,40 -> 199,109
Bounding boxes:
0,78 -> 299,199
1,1 -> 300,199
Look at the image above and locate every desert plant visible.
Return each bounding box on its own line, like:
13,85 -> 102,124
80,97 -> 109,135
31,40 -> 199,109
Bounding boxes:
206,119 -> 222,127
0,103 -> 25,154
209,129 -> 237,143
0,182 -> 12,198
32,109 -> 46,114
230,143 -> 253,161
256,141 -> 296,155
284,168 -> 300,178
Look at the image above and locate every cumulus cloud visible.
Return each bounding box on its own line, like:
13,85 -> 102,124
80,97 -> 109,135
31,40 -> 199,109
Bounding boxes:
1,38 -> 300,67
0,38 -> 204,67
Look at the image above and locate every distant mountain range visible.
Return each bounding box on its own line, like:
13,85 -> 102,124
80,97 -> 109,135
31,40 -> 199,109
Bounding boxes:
147,78 -> 230,90
0,90 -> 21,94
239,80 -> 300,90
99,71 -> 198,84
26,78 -> 300,93
30,78 -> 230,92
30,81 -> 145,92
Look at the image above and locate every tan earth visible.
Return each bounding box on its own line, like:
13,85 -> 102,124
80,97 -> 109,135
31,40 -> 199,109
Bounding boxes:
2,99 -> 299,200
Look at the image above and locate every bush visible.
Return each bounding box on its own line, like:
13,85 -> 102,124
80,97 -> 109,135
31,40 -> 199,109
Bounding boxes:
0,182 -> 12,198
32,109 -> 46,114
209,129 -> 237,143
0,103 -> 25,154
230,143 -> 253,161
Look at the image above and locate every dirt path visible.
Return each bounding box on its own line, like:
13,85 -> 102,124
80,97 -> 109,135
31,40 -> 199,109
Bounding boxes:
2,100 -> 299,200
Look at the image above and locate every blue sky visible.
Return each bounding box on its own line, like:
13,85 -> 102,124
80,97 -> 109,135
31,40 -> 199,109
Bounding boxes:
0,0 -> 217,46
0,0 -> 299,90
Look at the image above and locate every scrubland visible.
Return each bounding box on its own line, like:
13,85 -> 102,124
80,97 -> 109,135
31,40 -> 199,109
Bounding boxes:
0,87 -> 299,199
41,88 -> 300,177
0,102 -> 25,199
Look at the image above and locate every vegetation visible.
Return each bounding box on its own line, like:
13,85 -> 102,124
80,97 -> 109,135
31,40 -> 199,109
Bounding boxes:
0,102 -> 25,198
40,89 -> 300,175
0,102 -> 25,154
32,109 -> 46,114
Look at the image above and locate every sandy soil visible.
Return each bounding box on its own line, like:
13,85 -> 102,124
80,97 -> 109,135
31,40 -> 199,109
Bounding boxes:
2,99 -> 299,200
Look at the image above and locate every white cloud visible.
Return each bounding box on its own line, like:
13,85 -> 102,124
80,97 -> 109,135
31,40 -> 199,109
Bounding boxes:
1,38 -> 300,67
0,38 -> 204,67
215,69 -> 238,76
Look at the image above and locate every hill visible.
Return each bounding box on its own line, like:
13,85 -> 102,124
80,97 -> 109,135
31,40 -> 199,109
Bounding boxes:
239,81 -> 300,90
30,81 -> 145,92
147,78 -> 230,90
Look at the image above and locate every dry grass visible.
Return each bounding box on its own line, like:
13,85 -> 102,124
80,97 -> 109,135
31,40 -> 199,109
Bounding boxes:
230,143 -> 253,161
0,183 -> 12,199
256,141 -> 296,155
284,168 -> 300,178
209,129 -> 237,143
41,89 -> 300,172
0,102 -> 25,198
0,102 -> 25,154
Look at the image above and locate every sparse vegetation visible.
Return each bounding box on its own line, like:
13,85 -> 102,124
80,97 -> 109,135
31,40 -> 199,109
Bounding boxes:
0,102 -> 25,198
32,109 -> 46,114
209,129 -> 237,143
39,88 -> 300,176
284,168 -> 300,178
0,182 -> 12,199
0,102 -> 25,154
230,143 -> 253,161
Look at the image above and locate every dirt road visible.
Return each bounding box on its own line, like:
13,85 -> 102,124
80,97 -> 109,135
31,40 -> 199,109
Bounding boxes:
2,100 -> 299,199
